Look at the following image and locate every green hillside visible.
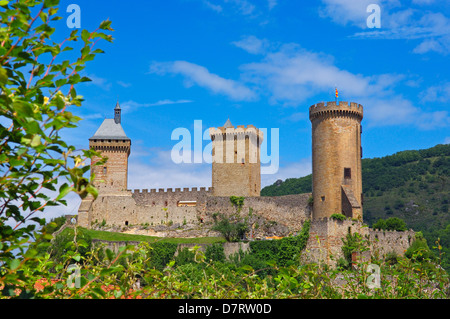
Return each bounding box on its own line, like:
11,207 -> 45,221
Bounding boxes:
261,143 -> 450,268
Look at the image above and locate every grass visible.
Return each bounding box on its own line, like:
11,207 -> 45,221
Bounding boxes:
78,227 -> 226,244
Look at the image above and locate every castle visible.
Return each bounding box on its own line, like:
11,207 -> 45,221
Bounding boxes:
76,100 -> 414,266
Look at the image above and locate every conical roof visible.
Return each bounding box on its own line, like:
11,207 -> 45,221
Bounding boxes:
89,102 -> 129,140
223,118 -> 233,128
89,119 -> 130,140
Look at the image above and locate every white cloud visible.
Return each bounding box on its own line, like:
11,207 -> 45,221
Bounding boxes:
412,0 -> 434,4
267,0 -> 277,10
224,0 -> 256,16
127,149 -> 211,190
239,43 -> 394,105
261,157 -> 312,187
117,80 -> 132,88
203,0 -> 223,12
84,74 -> 112,91
318,0 -> 382,28
420,82 -> 450,102
232,35 -> 270,54
237,38 -> 450,128
121,99 -> 194,114
150,60 -> 257,101
320,0 -> 450,56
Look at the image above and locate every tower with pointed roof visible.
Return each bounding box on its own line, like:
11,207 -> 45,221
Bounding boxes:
209,119 -> 263,197
89,102 -> 131,193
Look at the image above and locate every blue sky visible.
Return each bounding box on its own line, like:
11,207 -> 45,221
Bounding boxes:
46,0 -> 450,217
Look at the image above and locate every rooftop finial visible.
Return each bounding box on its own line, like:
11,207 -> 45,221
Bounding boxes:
114,100 -> 121,124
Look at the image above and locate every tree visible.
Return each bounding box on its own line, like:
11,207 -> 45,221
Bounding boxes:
212,213 -> 248,242
0,0 -> 113,296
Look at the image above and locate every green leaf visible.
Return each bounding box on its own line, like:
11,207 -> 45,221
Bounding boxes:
0,1 -> 9,6
30,135 -> 41,147
99,20 -> 112,30
9,258 -> 21,270
81,30 -> 90,42
43,0 -> 59,8
55,183 -> 72,201
24,248 -> 38,258
0,66 -> 7,85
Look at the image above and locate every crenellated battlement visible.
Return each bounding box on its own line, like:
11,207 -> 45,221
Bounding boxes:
209,125 -> 264,141
130,187 -> 213,194
309,101 -> 363,121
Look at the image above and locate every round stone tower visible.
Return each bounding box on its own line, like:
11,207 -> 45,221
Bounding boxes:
309,101 -> 364,220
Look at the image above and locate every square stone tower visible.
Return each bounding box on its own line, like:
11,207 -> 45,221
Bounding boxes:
88,102 -> 131,194
209,119 -> 263,197
309,101 -> 364,220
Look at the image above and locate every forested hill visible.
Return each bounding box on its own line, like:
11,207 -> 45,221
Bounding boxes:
261,143 -> 450,231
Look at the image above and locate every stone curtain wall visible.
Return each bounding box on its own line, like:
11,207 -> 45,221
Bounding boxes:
302,218 -> 415,267
131,187 -> 212,206
92,239 -> 251,259
369,229 -> 415,258
79,189 -> 312,236
204,193 -> 312,233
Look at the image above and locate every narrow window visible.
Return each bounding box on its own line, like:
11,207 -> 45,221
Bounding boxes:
344,168 -> 351,179
125,221 -> 129,226
321,196 -> 325,202
103,166 -> 107,174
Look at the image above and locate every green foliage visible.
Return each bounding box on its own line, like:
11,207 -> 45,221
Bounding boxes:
340,231 -> 369,270
0,0 -> 113,296
146,242 -> 177,271
330,213 -> 346,221
49,227 -> 92,263
211,213 -> 248,242
405,232 -> 433,261
205,243 -> 225,263
373,217 -> 407,231
243,220 -> 311,272
174,247 -> 196,266
229,196 -> 245,212
261,175 -> 312,196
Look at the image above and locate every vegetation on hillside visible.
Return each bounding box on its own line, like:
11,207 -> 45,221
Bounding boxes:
3,219 -> 448,299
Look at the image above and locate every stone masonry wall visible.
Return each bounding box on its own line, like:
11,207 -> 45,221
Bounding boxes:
302,218 -> 414,267
204,193 -> 312,236
369,229 -> 415,258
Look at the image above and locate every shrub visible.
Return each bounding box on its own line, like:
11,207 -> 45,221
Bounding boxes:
146,242 -> 178,270
205,243 -> 226,263
175,247 -> 196,266
330,213 -> 346,221
405,232 -> 433,261
212,214 -> 248,242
